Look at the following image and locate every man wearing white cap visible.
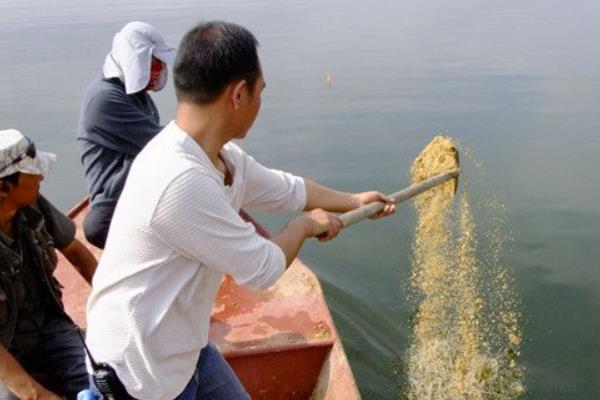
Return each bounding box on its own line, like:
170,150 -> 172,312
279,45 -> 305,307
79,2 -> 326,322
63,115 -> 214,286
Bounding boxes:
0,130 -> 97,400
77,21 -> 176,249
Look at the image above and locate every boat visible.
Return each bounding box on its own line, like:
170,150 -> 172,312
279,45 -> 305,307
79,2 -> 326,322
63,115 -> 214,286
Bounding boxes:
54,198 -> 361,400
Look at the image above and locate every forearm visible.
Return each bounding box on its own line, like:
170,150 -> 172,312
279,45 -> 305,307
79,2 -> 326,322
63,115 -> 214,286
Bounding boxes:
60,239 -> 98,284
303,179 -> 359,213
0,343 -> 38,399
270,218 -> 309,267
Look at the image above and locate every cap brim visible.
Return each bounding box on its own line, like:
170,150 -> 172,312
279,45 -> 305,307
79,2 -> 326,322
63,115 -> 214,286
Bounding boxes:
154,47 -> 177,64
17,151 -> 57,176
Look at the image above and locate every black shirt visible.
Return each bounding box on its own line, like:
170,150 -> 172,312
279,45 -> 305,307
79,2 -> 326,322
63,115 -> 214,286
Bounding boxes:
0,195 -> 75,358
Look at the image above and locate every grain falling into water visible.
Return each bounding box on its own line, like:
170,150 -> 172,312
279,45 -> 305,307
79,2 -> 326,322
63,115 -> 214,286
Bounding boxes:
406,136 -> 523,399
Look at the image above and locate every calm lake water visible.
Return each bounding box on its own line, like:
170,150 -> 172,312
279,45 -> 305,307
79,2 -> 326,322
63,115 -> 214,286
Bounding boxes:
1,0 -> 599,398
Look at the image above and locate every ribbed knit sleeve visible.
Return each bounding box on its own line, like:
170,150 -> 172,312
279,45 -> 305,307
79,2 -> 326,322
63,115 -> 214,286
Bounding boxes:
150,168 -> 286,290
241,153 -> 307,213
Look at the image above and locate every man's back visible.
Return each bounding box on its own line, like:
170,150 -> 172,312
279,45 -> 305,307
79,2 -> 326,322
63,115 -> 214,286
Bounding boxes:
77,76 -> 160,207
86,121 -> 304,399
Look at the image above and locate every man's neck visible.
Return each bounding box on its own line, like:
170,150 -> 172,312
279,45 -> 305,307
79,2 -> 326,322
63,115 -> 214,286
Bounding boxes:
175,102 -> 232,166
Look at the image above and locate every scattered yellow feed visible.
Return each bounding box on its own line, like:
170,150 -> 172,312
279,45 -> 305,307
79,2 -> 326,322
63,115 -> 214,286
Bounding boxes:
406,135 -> 523,400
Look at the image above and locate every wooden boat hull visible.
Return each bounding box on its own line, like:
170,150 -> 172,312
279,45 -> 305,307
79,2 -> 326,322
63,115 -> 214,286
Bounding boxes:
55,199 -> 361,399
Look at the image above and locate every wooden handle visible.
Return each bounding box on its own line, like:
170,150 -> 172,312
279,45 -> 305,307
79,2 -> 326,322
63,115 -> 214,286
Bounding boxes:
339,169 -> 459,228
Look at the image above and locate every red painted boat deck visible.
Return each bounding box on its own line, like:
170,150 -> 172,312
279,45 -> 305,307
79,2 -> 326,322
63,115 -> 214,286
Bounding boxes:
54,199 -> 361,399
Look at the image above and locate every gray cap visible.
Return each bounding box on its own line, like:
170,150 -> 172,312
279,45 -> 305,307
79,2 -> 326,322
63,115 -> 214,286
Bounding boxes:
0,129 -> 56,178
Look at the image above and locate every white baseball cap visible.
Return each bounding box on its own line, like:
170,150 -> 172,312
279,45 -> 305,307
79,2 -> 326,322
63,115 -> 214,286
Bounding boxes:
0,129 -> 57,178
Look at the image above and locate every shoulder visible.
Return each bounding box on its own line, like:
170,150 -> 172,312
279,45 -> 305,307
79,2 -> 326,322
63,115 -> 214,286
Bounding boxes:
130,133 -> 221,196
31,195 -> 75,249
139,125 -> 214,170
83,77 -> 130,113
165,166 -> 222,195
136,151 -> 218,191
32,195 -> 65,221
223,141 -> 254,167
223,141 -> 246,157
83,76 -> 124,98
149,166 -> 229,230
136,163 -> 224,229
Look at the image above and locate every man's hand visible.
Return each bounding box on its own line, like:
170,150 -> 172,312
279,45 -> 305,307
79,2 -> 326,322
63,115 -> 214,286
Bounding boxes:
294,209 -> 343,242
352,191 -> 396,219
32,385 -> 62,400
10,379 -> 62,400
271,209 -> 343,268
0,344 -> 63,400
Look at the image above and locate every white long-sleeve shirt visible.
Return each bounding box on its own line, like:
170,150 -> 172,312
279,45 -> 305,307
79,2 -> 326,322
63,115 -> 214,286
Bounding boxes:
85,121 -> 306,400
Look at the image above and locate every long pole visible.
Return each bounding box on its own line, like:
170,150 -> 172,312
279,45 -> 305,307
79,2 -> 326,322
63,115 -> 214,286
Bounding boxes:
339,169 -> 459,228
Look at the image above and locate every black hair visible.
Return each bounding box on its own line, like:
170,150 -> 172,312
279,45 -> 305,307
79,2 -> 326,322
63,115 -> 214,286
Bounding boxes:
174,21 -> 260,104
0,172 -> 20,192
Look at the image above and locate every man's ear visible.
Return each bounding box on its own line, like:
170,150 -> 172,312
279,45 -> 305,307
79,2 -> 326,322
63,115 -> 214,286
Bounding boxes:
231,80 -> 248,110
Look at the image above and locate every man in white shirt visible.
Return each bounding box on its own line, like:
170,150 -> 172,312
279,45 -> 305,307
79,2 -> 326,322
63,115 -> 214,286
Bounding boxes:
85,21 -> 395,400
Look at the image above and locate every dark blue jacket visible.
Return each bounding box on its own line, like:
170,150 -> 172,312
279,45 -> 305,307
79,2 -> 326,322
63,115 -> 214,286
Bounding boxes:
77,76 -> 162,206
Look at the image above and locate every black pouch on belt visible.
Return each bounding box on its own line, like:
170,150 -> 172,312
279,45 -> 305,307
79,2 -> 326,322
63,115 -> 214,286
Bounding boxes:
76,327 -> 137,400
92,362 -> 135,400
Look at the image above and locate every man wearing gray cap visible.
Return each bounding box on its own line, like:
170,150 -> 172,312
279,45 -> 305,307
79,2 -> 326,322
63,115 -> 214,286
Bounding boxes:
0,130 -> 97,400
77,21 -> 176,249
